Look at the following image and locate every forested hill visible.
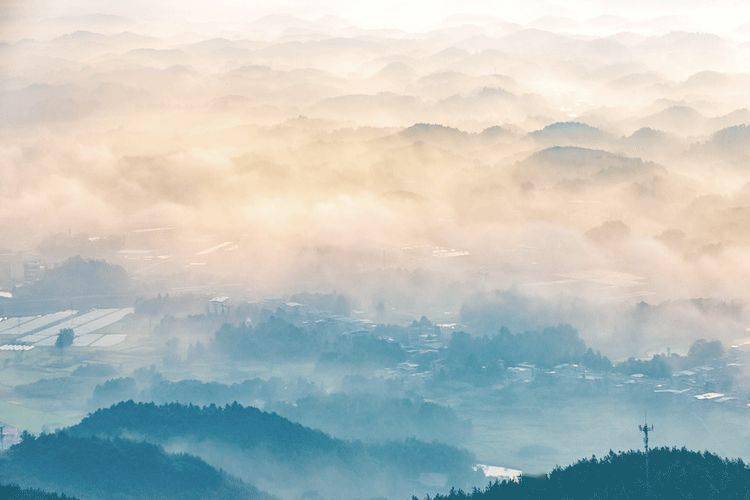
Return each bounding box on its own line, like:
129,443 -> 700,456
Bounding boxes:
7,256 -> 133,314
69,401 -> 481,499
71,401 -> 475,472
426,448 -> 750,500
0,483 -> 74,500
74,400 -> 340,457
0,432 -> 270,500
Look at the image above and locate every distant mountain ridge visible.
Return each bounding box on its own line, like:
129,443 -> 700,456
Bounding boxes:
529,121 -> 613,147
520,145 -> 653,170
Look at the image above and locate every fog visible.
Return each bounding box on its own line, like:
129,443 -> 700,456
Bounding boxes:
3,4 -> 750,355
2,3 -> 750,499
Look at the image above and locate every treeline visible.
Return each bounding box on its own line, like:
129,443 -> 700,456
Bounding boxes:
616,338 -> 728,380
0,483 -> 74,500
425,448 -> 750,500
317,332 -> 406,367
269,393 -> 471,444
71,401 -> 476,473
174,302 -> 731,382
437,326 -> 611,385
438,325 -> 730,385
90,369 -> 318,408
89,370 -> 468,444
213,316 -> 406,367
73,401 -> 342,458
4,256 -> 132,315
0,432 -> 269,499
69,401 -> 482,499
214,316 -> 319,359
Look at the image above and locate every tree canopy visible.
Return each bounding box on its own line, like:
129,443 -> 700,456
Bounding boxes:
425,447 -> 750,500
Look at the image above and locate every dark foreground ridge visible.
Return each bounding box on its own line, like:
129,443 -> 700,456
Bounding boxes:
0,483 -> 74,500
423,447 -> 750,500
0,431 -> 270,500
0,401 -> 479,499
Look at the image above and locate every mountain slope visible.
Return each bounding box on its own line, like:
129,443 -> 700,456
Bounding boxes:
529,121 -> 613,147
429,448 -> 750,500
0,483 -> 74,500
0,432 -> 269,500
70,401 -> 481,499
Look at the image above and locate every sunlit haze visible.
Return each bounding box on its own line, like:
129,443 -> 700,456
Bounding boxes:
1,2 -> 750,499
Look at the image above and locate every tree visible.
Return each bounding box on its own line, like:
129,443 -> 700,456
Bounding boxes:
687,339 -> 724,365
428,447 -> 750,500
55,328 -> 74,348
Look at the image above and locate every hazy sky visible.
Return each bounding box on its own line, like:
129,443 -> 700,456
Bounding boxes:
3,0 -> 750,34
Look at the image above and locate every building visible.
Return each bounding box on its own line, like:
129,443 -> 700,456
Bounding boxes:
208,296 -> 230,315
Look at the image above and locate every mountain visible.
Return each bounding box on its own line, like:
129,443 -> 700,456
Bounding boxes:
522,146 -> 640,167
398,123 -> 470,144
479,125 -> 512,139
70,401 -> 481,499
373,61 -> 417,81
529,122 -> 613,148
429,448 -> 750,500
620,127 -> 683,158
268,393 -> 471,444
0,432 -> 267,500
0,483 -> 72,500
53,31 -> 109,44
395,123 -> 516,149
432,86 -> 550,125
638,105 -> 706,136
0,84 -> 97,126
704,124 -> 750,155
414,71 -> 518,100
73,401 -> 342,456
520,146 -> 655,174
691,124 -> 750,162
710,109 -> 750,131
9,256 -> 132,314
515,146 -> 664,189
682,70 -> 730,89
